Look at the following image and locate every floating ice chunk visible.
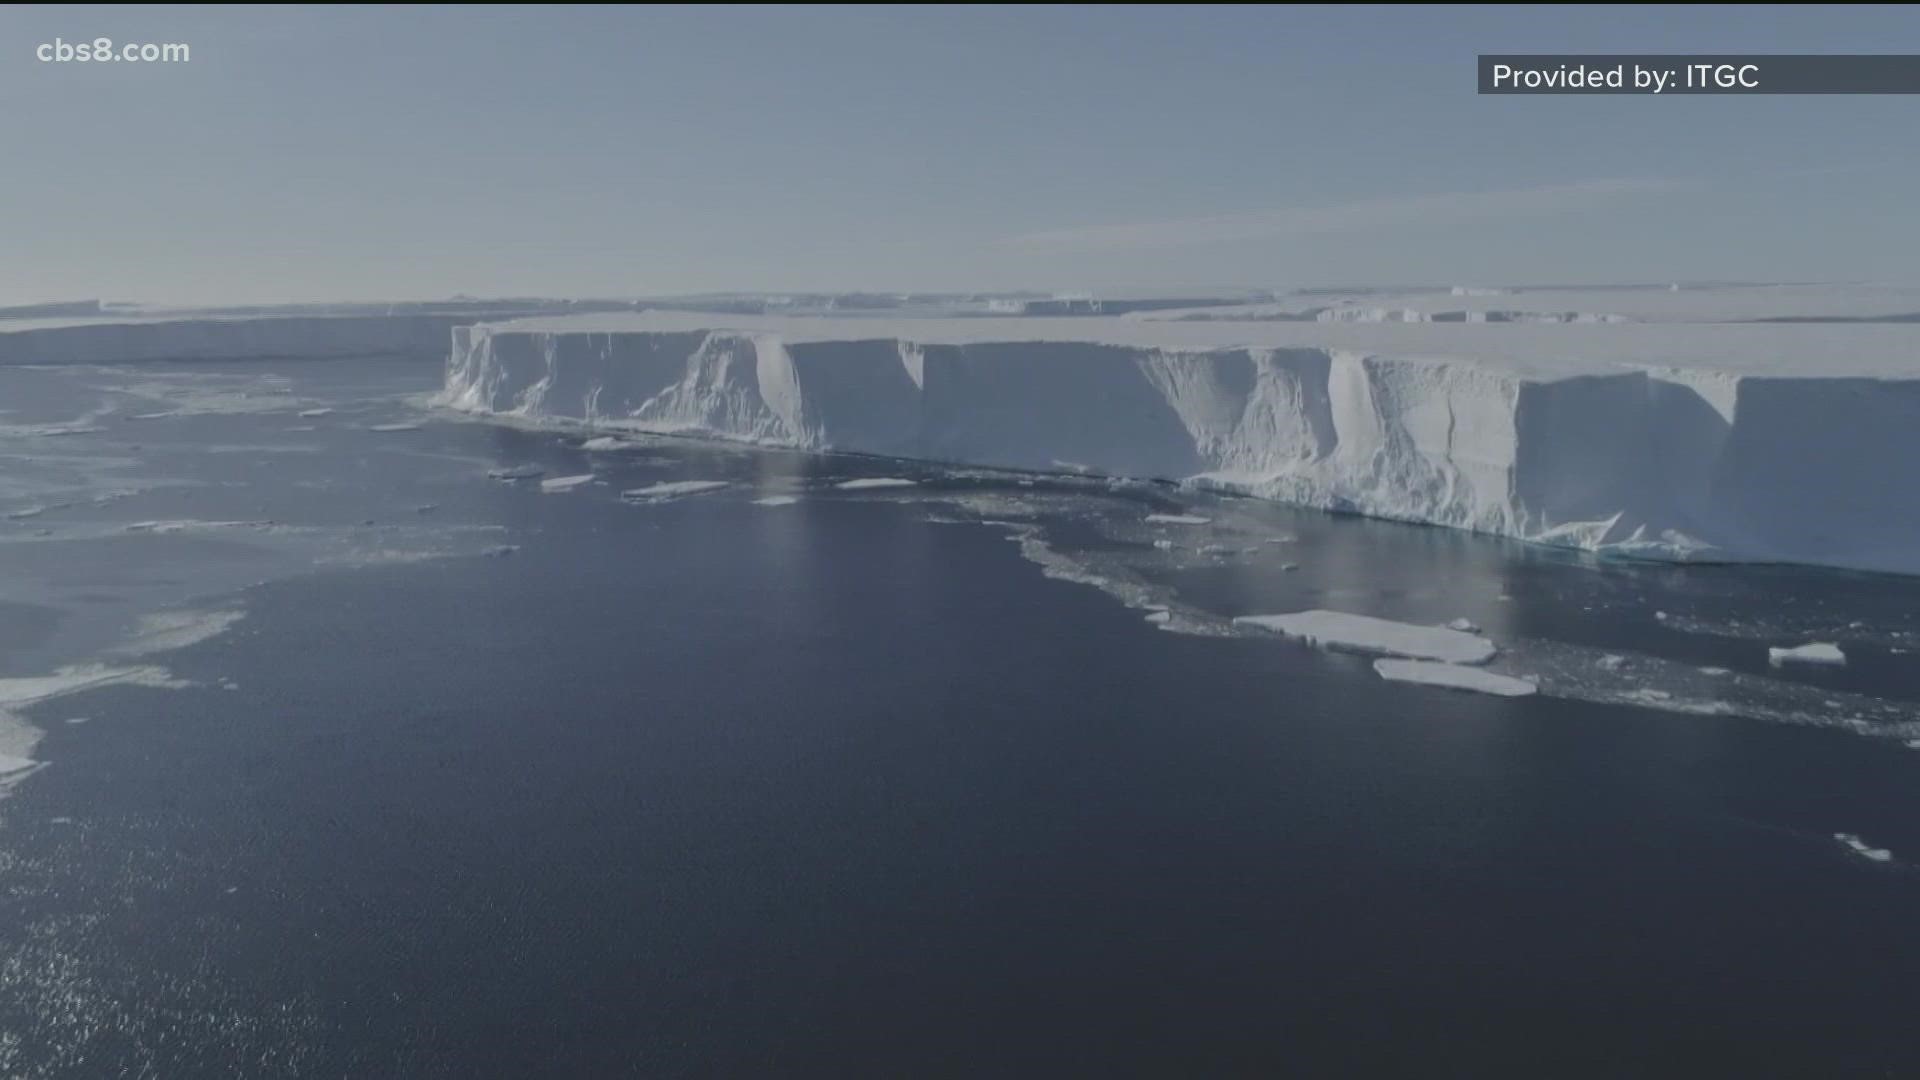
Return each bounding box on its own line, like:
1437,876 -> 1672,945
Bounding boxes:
1280,563 -> 1300,572
1145,514 -> 1210,525
579,436 -> 634,451
0,754 -> 36,775
1835,833 -> 1893,863
1447,618 -> 1482,633
1373,659 -> 1538,697
488,465 -> 544,481
539,473 -> 594,493
1233,610 -> 1498,664
482,544 -> 520,558
1152,539 -> 1175,550
835,478 -> 917,490
1597,654 -> 1630,671
368,423 -> 420,432
1144,611 -> 1172,625
752,495 -> 800,506
1769,642 -> 1847,667
622,480 -> 729,501
1699,666 -> 1732,676
297,408 -> 334,418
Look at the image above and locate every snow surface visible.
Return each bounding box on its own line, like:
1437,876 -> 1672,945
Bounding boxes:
1372,659 -> 1538,697
1769,642 -> 1848,667
1232,610 -> 1498,664
438,308 -> 1920,575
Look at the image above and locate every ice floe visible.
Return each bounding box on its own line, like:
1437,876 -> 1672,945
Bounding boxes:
1372,659 -> 1538,697
1835,833 -> 1893,863
1233,610 -> 1498,665
622,480 -> 729,502
539,473 -> 594,492
835,478 -> 917,490
1769,642 -> 1847,667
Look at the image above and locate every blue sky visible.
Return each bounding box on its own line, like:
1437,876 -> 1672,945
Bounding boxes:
4,5 -> 1917,304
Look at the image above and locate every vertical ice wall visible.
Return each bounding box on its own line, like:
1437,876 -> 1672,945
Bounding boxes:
443,322 -> 1920,575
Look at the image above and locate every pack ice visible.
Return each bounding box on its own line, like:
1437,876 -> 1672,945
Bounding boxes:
439,306 -> 1920,576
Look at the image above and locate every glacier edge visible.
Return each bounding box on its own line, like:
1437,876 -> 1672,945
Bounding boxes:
439,314 -> 1920,577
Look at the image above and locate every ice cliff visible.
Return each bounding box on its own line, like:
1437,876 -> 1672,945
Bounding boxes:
442,311 -> 1920,576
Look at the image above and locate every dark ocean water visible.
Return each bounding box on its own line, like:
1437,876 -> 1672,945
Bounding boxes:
2,358 -> 1919,1077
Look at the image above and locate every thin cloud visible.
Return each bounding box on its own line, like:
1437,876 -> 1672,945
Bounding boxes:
999,178 -> 1692,254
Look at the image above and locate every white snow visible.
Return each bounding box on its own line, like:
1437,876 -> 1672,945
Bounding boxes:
622,480 -> 729,501
835,478 -> 917,490
752,495 -> 800,506
1768,642 -> 1847,667
435,307 -> 1920,576
1232,609 -> 1498,664
1372,659 -> 1538,697
1145,514 -> 1211,525
539,473 -> 595,492
1447,618 -> 1482,633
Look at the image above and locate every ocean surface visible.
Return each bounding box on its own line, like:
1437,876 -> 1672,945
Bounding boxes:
2,356 -> 1919,1077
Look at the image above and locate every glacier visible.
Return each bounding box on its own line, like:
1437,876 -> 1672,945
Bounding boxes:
438,309 -> 1920,576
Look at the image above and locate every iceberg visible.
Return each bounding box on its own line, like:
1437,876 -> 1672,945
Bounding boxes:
438,309 -> 1920,576
1231,610 -> 1498,665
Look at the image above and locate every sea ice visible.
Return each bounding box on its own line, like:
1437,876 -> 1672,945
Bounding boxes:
1232,610 -> 1498,665
539,474 -> 594,492
1372,659 -> 1538,697
1835,833 -> 1893,863
368,423 -> 420,433
111,609 -> 245,656
1768,642 -> 1847,667
835,478 -> 917,490
753,495 -> 800,506
487,465 -> 544,481
1145,514 -> 1211,525
622,480 -> 730,501
297,408 -> 333,418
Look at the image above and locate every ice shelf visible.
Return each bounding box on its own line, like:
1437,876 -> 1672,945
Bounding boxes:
436,308 -> 1920,575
